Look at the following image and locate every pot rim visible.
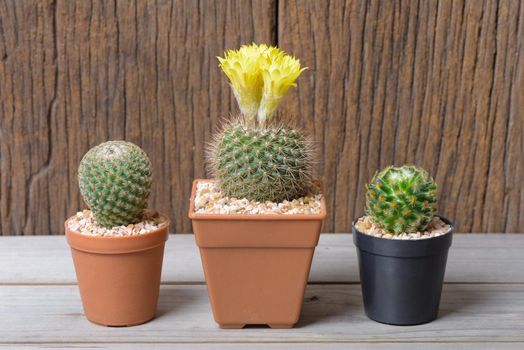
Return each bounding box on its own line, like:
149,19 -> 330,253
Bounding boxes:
65,212 -> 170,254
188,179 -> 327,221
352,216 -> 453,258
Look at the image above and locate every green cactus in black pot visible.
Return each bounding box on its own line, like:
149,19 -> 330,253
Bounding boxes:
365,165 -> 437,234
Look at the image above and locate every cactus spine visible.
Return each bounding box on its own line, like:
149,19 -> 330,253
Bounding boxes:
365,165 -> 437,234
78,141 -> 152,228
210,120 -> 313,202
210,43 -> 314,202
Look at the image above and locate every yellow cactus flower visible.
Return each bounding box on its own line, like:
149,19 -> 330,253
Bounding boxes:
259,54 -> 306,123
218,44 -> 264,120
217,43 -> 306,125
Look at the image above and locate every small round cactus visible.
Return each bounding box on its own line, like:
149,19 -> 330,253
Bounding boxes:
365,165 -> 437,234
209,120 -> 314,202
78,141 -> 152,228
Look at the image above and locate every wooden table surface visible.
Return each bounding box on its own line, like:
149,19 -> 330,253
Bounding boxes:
1,234 -> 523,349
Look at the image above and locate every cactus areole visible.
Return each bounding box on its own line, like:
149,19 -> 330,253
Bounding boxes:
209,43 -> 315,202
78,141 -> 152,228
365,165 -> 437,235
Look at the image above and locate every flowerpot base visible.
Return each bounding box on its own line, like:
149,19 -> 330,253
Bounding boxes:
365,310 -> 437,326
218,323 -> 295,329
268,323 -> 294,329
219,324 -> 245,329
88,315 -> 155,327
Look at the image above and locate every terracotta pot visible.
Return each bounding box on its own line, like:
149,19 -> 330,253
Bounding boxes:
65,215 -> 169,326
188,179 -> 327,329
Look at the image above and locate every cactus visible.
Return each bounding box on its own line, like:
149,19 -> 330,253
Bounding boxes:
365,165 -> 437,234
210,43 -> 314,202
78,141 -> 152,228
209,120 -> 314,202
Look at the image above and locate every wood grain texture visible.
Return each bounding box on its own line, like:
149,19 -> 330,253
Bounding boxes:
2,284 -> 524,344
1,235 -> 524,348
278,0 -> 524,233
3,345 -> 523,350
0,0 -> 276,235
0,0 -> 522,235
2,234 -> 524,284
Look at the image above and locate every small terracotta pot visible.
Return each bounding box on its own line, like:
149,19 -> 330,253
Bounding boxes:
65,215 -> 169,326
188,179 -> 327,329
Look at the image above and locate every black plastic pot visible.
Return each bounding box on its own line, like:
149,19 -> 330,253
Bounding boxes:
353,217 -> 453,326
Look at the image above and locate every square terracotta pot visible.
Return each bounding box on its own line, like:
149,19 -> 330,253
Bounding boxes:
188,179 -> 327,329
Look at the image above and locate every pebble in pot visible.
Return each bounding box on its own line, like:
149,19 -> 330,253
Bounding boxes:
353,165 -> 453,326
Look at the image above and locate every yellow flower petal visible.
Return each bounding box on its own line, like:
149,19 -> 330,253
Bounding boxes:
217,43 -> 306,125
258,54 -> 306,123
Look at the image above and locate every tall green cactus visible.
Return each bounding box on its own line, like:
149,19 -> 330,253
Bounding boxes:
210,43 -> 314,202
365,165 -> 437,234
78,141 -> 152,228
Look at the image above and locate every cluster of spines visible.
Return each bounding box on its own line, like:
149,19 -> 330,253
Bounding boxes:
208,119 -> 314,203
365,165 -> 437,234
78,141 -> 152,228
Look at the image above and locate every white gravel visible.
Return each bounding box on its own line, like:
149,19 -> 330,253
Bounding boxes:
68,209 -> 167,237
193,181 -> 323,215
355,216 -> 451,240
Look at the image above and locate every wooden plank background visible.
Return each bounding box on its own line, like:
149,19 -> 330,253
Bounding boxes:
0,0 -> 522,235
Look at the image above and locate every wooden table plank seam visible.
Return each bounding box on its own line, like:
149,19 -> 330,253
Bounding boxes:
2,234 -> 524,284
1,234 -> 523,349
